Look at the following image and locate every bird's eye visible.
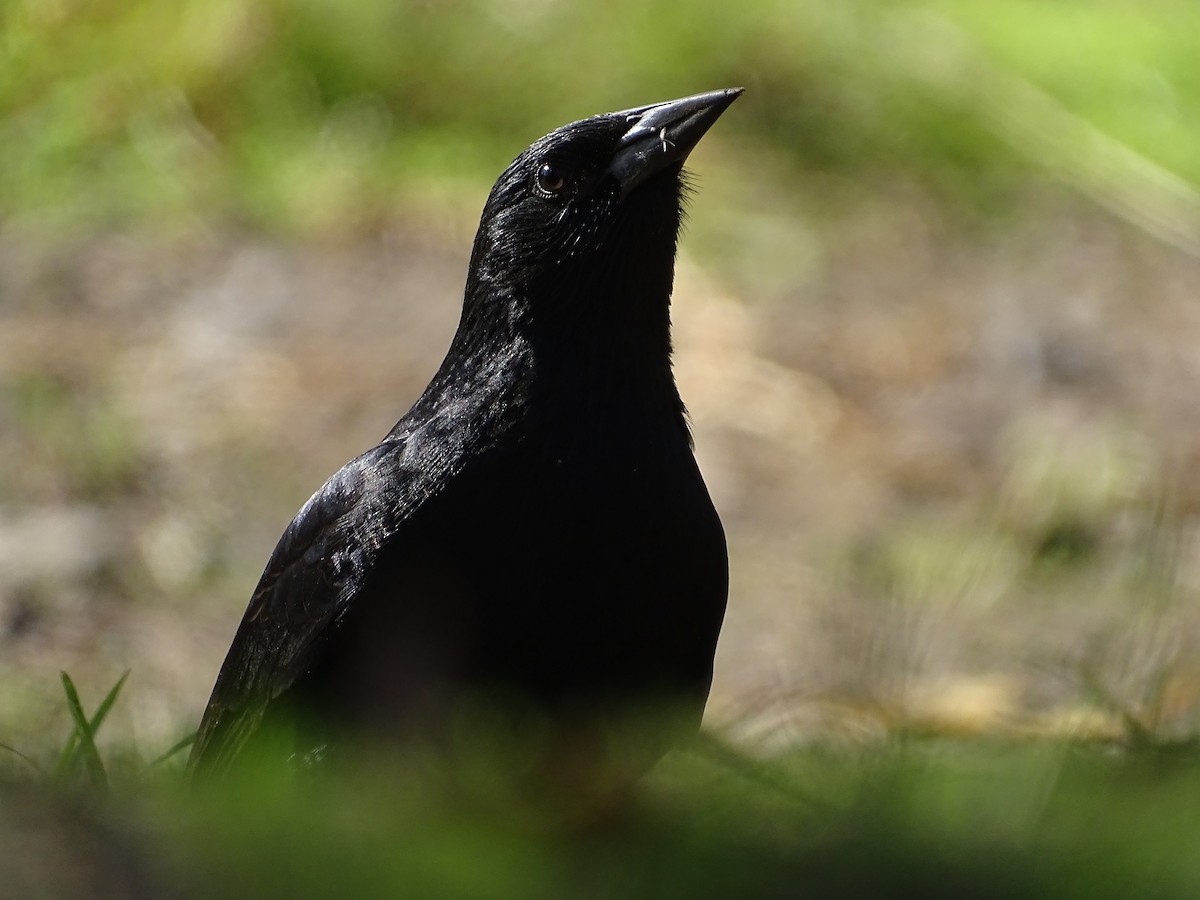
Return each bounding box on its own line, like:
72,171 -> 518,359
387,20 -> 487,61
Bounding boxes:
535,162 -> 568,195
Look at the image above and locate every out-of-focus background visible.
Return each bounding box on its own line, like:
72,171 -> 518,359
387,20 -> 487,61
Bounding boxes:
4,0 -> 1200,763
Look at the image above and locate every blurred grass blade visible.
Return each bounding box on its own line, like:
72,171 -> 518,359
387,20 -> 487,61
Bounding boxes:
54,671 -> 128,792
59,671 -> 107,791
52,732 -> 79,780
52,669 -> 131,782
152,732 -> 197,767
690,731 -> 832,810
86,669 -> 131,739
887,9 -> 1200,256
0,741 -> 43,774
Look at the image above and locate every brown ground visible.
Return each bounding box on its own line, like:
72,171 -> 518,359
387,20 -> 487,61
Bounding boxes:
3,184 -> 1200,762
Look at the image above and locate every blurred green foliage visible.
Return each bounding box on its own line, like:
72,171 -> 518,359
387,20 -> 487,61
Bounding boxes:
3,0 -> 1198,237
9,672 -> 1198,898
174,739 -> 1200,899
11,724 -> 1200,899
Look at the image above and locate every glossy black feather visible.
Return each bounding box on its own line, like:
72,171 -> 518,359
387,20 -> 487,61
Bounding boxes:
189,90 -> 739,779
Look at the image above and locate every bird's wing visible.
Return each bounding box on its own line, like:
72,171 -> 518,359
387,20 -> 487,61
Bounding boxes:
188,440 -> 407,776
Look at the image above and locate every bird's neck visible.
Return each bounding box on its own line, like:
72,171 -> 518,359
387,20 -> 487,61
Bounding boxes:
422,269 -> 688,443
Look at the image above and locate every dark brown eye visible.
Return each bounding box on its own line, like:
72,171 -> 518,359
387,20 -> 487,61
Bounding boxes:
535,162 -> 568,195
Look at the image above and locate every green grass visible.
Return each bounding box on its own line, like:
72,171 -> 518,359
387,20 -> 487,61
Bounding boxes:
162,740 -> 1200,898
3,674 -> 1199,898
3,1 -> 1198,239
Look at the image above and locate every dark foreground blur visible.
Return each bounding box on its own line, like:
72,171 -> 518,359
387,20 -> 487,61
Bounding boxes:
5,733 -> 1200,899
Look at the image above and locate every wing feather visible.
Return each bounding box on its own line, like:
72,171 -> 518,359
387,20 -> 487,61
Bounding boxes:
188,441 -> 405,776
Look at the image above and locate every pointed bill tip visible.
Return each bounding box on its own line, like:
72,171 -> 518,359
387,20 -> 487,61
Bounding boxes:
607,88 -> 744,196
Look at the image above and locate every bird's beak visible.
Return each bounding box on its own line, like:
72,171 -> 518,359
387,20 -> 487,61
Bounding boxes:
606,88 -> 743,197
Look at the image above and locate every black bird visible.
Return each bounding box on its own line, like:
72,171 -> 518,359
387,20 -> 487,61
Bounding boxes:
189,88 -> 740,784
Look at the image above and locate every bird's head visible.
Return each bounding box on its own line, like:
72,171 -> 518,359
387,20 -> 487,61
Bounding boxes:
462,89 -> 742,337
